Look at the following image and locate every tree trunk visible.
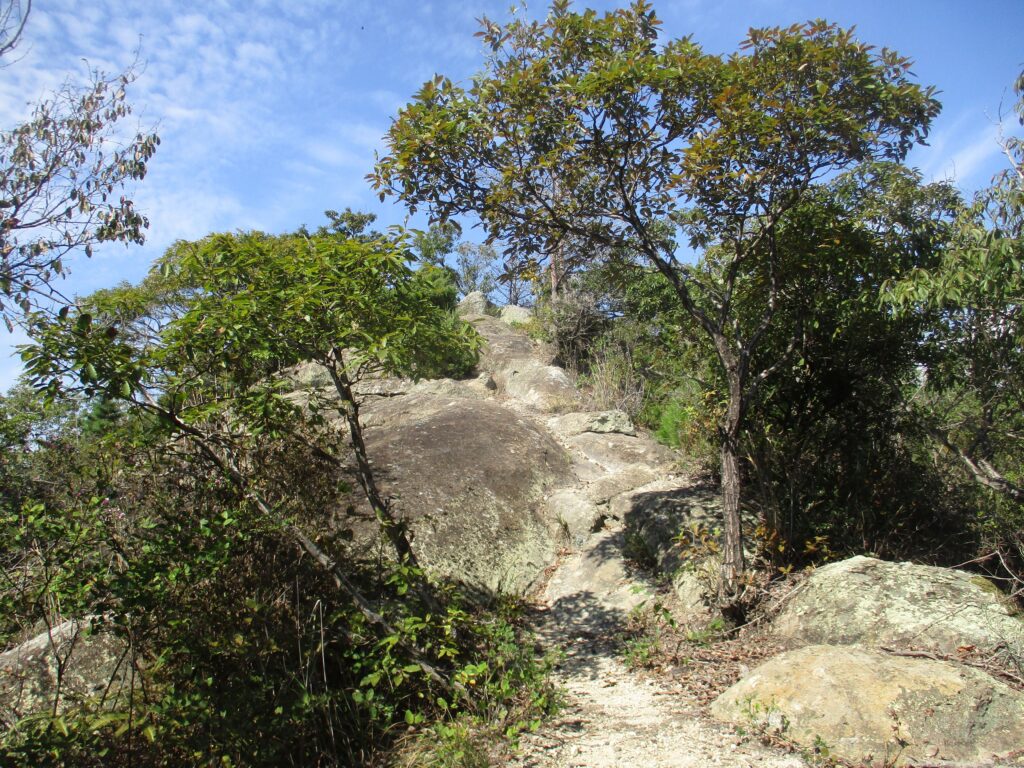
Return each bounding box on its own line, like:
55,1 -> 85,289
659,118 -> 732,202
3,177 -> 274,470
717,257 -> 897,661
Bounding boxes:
325,354 -> 420,569
718,370 -> 746,605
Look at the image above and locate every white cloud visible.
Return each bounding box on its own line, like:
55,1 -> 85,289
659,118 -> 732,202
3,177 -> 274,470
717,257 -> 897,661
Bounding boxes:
915,118 -> 1005,188
303,139 -> 371,171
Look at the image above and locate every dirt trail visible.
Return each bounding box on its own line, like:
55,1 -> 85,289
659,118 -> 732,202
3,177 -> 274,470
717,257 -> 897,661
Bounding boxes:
506,518 -> 805,768
499,409 -> 803,767
459,302 -> 805,767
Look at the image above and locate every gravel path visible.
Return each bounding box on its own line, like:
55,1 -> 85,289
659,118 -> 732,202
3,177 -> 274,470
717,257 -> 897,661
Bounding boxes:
499,409 -> 805,768
505,518 -> 806,768
467,313 -> 806,767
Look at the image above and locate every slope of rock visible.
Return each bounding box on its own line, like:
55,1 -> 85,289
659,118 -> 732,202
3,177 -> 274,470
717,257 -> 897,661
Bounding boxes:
459,292 -> 581,414
772,555 -> 1024,656
712,644 -> 1024,767
360,391 -> 571,594
0,618 -> 129,723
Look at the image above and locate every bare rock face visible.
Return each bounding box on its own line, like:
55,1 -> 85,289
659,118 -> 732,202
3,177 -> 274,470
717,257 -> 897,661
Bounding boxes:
609,480 -> 724,621
0,618 -> 130,724
461,312 -> 580,414
712,644 -> 1024,767
499,304 -> 533,325
546,488 -> 602,546
547,410 -> 636,439
773,555 -> 1024,656
359,393 -> 571,594
457,291 -> 494,319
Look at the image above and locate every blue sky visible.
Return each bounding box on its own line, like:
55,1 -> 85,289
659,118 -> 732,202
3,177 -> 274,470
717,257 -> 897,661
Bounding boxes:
1,0 -> 1022,389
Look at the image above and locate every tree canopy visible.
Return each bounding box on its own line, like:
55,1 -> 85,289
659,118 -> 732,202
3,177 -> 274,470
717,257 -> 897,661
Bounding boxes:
0,1 -> 158,326
372,1 -> 940,599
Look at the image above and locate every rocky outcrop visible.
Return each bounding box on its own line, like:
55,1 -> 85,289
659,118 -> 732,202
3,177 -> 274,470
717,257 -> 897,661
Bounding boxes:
499,304 -> 533,325
464,310 -> 580,414
772,555 -> 1024,657
358,392 -> 571,594
712,644 -> 1024,767
547,410 -> 636,439
457,290 -> 494,318
0,618 -> 129,724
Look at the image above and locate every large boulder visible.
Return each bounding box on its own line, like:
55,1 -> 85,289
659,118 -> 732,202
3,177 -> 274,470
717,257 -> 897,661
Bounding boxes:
357,392 -> 571,594
773,555 -> 1024,656
712,644 -> 1024,767
1,618 -> 129,723
502,362 -> 580,413
499,304 -> 533,326
457,290 -> 494,319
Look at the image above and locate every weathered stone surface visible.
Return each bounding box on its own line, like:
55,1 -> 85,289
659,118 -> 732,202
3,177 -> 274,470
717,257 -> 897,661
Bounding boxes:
583,466 -> 663,505
711,644 -> 1024,767
547,488 -> 602,546
0,618 -> 130,722
547,410 -> 636,438
542,527 -> 654,618
357,394 -> 571,594
471,315 -> 548,369
500,304 -> 533,325
612,480 -> 720,575
284,360 -> 411,398
457,290 -> 494,319
502,360 -> 581,413
461,312 -> 576,412
568,432 -> 674,475
773,555 -> 1024,656
612,480 -> 723,619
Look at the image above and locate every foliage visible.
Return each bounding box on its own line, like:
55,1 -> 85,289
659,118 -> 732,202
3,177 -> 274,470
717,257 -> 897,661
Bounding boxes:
312,207 -> 382,241
736,164 -> 969,566
454,241 -> 499,298
0,31 -> 158,324
0,224 -> 552,766
882,70 -> 1024,585
0,423 -> 555,766
413,220 -> 460,267
373,2 -> 939,597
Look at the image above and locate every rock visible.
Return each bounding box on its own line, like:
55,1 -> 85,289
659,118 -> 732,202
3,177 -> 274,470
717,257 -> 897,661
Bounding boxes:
772,555 -> 1024,656
502,360 -> 581,413
457,291 -> 494,319
547,410 -> 636,438
285,360 -> 412,396
583,466 -> 663,505
612,480 -> 723,620
407,375 -> 493,399
0,618 -> 130,722
462,313 -> 578,412
357,394 -> 571,594
711,644 -> 1024,767
471,315 -> 551,369
547,488 -> 602,546
568,432 -> 674,475
500,304 -> 533,325
542,527 -> 654,619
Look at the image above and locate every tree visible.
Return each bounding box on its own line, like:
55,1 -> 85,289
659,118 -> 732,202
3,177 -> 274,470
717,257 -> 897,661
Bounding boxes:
313,206 -> 382,241
881,73 -> 1024,589
412,220 -> 459,267
22,229 -> 479,624
0,0 -> 29,60
372,1 -> 938,600
735,164 -> 964,562
0,2 -> 158,326
454,241 -> 498,297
